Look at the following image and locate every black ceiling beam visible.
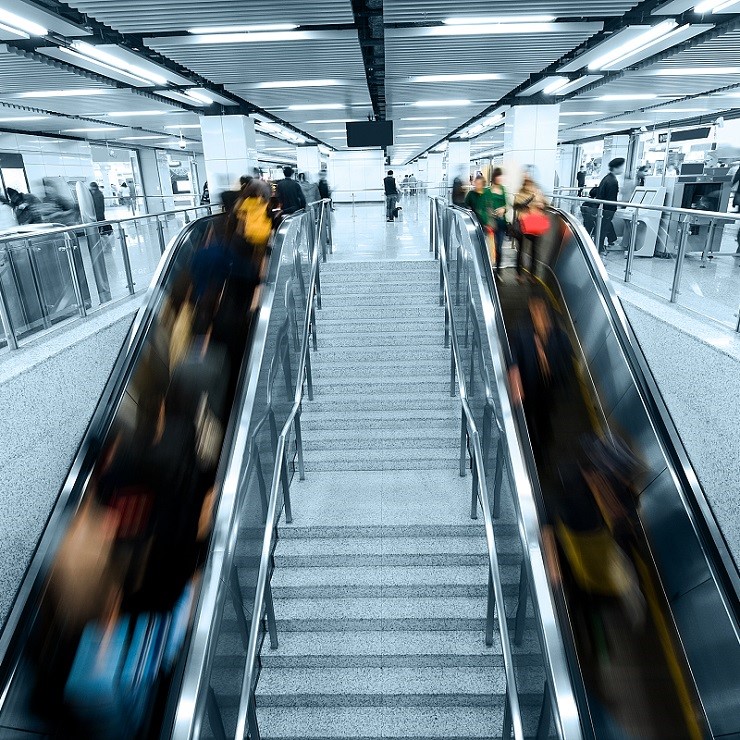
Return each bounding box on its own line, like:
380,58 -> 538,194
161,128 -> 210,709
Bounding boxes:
16,0 -> 330,147
350,0 -> 386,120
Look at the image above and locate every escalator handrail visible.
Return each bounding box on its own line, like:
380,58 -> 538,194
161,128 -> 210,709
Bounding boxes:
233,201 -> 327,740
441,201 -> 586,740
552,206 -> 740,624
435,198 -> 525,740
0,212 -> 220,676
169,207 -> 319,738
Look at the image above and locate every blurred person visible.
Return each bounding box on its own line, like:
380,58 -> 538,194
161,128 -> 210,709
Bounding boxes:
43,179 -> 80,226
318,170 -> 333,210
514,175 -> 549,281
297,172 -> 321,205
489,167 -> 509,275
384,170 -> 399,222
580,187 -> 600,237
576,166 -> 587,196
236,178 -> 273,270
6,187 -> 42,225
408,173 -> 418,196
200,181 -> 210,206
89,182 -> 112,237
119,181 -> 130,207
636,165 -> 650,188
451,175 -> 466,206
464,175 -> 497,266
276,166 -> 306,215
594,157 -> 625,253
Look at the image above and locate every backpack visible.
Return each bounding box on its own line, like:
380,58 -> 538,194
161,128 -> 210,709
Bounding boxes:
238,197 -> 272,250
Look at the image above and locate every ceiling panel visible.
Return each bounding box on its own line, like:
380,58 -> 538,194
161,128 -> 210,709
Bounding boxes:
384,0 -> 641,22
63,0 -> 355,34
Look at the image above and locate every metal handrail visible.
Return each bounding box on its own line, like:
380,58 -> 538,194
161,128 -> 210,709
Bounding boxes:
435,199 -> 585,739
234,201 -> 328,740
433,198 -> 524,740
0,204 -> 217,246
551,192 -> 740,223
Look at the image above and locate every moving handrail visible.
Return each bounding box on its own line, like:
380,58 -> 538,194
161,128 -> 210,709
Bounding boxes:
431,198 -> 584,740
434,200 -> 524,740
233,202 -> 328,740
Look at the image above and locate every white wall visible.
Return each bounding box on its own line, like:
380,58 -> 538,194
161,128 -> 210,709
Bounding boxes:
327,149 -> 384,202
0,132 -> 95,197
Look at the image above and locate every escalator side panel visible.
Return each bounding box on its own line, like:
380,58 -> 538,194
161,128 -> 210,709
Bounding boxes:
547,211 -> 740,738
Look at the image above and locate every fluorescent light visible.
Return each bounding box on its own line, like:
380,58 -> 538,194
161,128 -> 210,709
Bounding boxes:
107,110 -> 171,117
189,31 -> 309,44
399,126 -> 446,130
188,23 -> 298,34
0,22 -> 29,38
0,116 -> 46,122
430,22 -> 558,36
316,129 -> 346,133
69,42 -> 169,86
397,133 -> 438,137
120,135 -> 171,140
543,77 -> 570,95
560,110 -> 605,116
253,79 -> 343,89
17,88 -> 107,98
306,118 -> 360,123
588,20 -> 679,70
694,0 -> 739,11
410,73 -> 503,83
401,116 -> 455,121
658,107 -> 709,112
165,124 -> 201,129
412,99 -> 472,108
652,66 -> 740,75
444,14 -> 556,24
0,9 -> 47,37
64,127 -> 122,132
184,89 -> 213,105
288,103 -> 344,111
599,93 -> 659,101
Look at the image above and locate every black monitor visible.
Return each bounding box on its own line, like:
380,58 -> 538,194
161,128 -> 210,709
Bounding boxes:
346,121 -> 394,148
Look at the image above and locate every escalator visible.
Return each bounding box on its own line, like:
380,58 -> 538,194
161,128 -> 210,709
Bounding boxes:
0,202 -> 327,739
437,201 -> 740,739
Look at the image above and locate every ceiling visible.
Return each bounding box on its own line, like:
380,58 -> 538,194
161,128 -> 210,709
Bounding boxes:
0,0 -> 738,164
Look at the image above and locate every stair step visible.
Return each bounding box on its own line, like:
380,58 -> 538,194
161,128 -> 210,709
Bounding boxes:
272,596 -> 488,632
318,307 -> 442,321
306,396 -> 459,413
303,447 -> 461,472
256,705 -> 508,738
322,260 -> 438,276
302,428 -> 460,452
313,360 -> 453,380
271,564 -> 518,599
300,408 -> 460,432
319,331 -> 444,348
313,345 -> 449,363
255,666 -> 505,707
258,629 -> 540,669
278,524 -> 487,540
321,293 -> 438,308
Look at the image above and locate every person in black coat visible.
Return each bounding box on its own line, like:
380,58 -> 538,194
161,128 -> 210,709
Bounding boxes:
594,157 -> 625,253
276,166 -> 306,215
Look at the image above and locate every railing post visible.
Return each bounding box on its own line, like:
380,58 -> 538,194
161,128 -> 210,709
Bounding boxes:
670,216 -> 690,303
264,581 -> 279,649
460,408 -> 468,479
25,239 -> 50,329
450,346 -> 456,397
492,437 -> 504,519
536,680 -> 553,740
439,258 -> 445,307
315,260 -> 322,310
247,695 -> 261,740
502,687 -> 513,739
595,204 -> 604,253
295,408 -> 306,481
206,686 -> 227,740
429,199 -> 435,253
444,303 -> 450,348
486,569 -> 495,647
118,225 -> 136,295
305,344 -> 314,402
514,560 -> 528,646
229,562 -> 251,652
701,219 -> 717,265
624,208 -> 639,283
62,235 -> 87,318
156,216 -> 166,255
0,260 -> 18,350
280,442 -> 293,524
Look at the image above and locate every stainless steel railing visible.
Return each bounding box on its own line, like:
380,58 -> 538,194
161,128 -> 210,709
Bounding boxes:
169,200 -> 330,739
0,204 -> 217,350
550,191 -> 740,331
431,197 -> 584,740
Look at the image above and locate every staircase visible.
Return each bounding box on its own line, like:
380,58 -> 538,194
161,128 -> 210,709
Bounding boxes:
253,260 -> 520,739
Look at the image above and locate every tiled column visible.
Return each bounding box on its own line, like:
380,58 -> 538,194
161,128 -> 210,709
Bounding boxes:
503,104 -> 560,192
427,153 -> 444,196
447,139 -> 470,186
199,115 -> 257,199
297,145 -> 321,179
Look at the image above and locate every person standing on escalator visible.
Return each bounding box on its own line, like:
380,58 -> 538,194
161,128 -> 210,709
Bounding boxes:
276,166 -> 306,216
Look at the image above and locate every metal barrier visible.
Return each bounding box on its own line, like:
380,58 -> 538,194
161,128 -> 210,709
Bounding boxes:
0,205 -> 216,350
550,191 -> 740,331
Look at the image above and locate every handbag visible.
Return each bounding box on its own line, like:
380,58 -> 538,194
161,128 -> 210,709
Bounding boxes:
518,210 -> 550,237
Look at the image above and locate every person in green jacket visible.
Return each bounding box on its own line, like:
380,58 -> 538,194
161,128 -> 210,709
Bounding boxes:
465,173 -> 500,270
489,167 -> 508,274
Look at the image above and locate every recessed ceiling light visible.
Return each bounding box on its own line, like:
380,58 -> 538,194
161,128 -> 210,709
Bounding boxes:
17,89 -> 107,98
184,89 -> 213,105
68,41 -> 170,86
189,30 -> 309,44
165,124 -> 201,129
652,66 -> 740,75
694,0 -> 740,12
120,135 -> 172,140
399,126 -> 446,130
253,79 -> 343,89
107,110 -> 171,117
588,21 -> 680,71
431,22 -> 558,36
410,73 -> 503,83
401,116 -> 456,121
412,100 -> 472,108
560,111 -> 605,116
316,129 -> 346,133
0,115 -> 46,122
288,103 -> 344,111
598,94 -> 660,101
444,15 -> 556,24
188,23 -> 298,34
64,127 -> 122,132
397,133 -> 438,137
306,118 -> 360,123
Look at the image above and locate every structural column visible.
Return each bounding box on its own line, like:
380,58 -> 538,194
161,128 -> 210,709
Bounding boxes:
199,115 -> 258,200
296,145 -> 322,180
447,139 -> 471,187
503,104 -> 560,192
427,153 -> 444,196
